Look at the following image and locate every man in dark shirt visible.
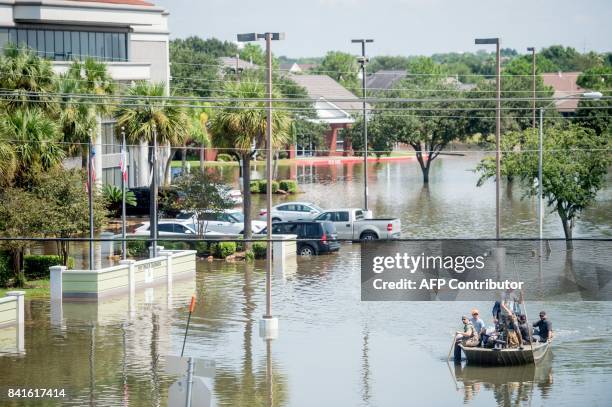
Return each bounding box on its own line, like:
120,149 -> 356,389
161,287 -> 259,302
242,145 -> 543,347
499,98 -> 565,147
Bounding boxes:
532,311 -> 553,342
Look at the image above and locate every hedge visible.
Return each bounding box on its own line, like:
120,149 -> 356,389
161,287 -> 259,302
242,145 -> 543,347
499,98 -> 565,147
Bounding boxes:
250,180 -> 261,193
252,242 -> 267,259
126,240 -> 148,258
213,242 -> 237,259
217,153 -> 234,162
258,180 -> 279,194
23,255 -> 75,280
279,180 -> 298,194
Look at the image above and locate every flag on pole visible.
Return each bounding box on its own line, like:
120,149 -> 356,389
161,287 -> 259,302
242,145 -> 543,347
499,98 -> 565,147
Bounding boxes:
86,147 -> 96,193
119,146 -> 128,182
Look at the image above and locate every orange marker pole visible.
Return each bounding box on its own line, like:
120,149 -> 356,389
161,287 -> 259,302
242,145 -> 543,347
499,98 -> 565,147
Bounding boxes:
181,295 -> 196,357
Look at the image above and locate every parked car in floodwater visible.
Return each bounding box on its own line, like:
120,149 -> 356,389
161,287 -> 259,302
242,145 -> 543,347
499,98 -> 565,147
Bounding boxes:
259,220 -> 340,256
133,220 -> 225,237
176,209 -> 266,235
259,202 -> 323,222
314,208 -> 402,240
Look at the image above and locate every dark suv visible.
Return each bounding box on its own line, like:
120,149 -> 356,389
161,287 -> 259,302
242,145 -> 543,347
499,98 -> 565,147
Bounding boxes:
264,221 -> 340,256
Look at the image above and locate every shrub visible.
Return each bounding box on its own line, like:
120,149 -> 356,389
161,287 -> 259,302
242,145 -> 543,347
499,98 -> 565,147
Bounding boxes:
126,240 -> 148,258
23,255 -> 75,280
217,153 -> 234,162
194,241 -> 208,257
278,151 -> 289,159
244,250 -> 254,262
258,180 -> 279,194
102,184 -> 137,218
0,252 -> 11,287
279,180 -> 298,194
213,242 -> 237,259
250,180 -> 261,193
252,242 -> 267,259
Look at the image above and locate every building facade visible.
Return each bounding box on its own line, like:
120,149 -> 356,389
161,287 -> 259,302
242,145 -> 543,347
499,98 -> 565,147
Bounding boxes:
0,0 -> 171,187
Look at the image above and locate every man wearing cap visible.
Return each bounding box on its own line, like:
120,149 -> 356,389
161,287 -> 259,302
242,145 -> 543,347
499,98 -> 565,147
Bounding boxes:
532,311 -> 553,342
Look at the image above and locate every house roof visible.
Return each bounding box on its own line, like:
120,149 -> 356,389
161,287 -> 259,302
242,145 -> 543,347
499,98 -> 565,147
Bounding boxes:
219,57 -> 258,71
68,0 -> 154,6
542,71 -> 584,112
366,70 -> 407,91
289,74 -> 367,114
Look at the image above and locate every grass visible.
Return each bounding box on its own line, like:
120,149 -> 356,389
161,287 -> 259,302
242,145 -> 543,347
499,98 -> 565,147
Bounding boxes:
0,279 -> 50,299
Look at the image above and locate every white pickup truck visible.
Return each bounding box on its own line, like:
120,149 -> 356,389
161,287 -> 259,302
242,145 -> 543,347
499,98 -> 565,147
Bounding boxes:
313,208 -> 401,240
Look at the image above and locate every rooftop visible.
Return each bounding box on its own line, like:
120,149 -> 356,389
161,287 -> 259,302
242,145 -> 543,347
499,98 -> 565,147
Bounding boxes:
542,72 -> 584,112
366,70 -> 407,91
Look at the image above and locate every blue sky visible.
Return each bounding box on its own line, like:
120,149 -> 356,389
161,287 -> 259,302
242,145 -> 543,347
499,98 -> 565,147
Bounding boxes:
153,0 -> 611,57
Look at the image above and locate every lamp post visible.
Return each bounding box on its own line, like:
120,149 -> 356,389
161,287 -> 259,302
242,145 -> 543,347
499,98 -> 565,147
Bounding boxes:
352,39 -> 373,216
237,32 -> 284,339
475,37 -> 501,239
88,129 -> 95,270
537,91 -> 602,240
151,124 -> 158,258
527,47 -> 536,129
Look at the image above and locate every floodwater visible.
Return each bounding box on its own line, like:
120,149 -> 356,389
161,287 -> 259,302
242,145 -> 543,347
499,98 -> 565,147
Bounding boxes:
1,156 -> 611,406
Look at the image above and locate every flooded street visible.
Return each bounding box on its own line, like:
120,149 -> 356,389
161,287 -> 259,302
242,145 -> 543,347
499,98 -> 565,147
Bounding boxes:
1,155 -> 611,406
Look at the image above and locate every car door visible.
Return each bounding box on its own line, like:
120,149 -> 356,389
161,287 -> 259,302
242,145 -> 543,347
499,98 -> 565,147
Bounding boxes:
333,211 -> 352,240
274,204 -> 292,221
205,213 -> 231,234
221,213 -> 242,234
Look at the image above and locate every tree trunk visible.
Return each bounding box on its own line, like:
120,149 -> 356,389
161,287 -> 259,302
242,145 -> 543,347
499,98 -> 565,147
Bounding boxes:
12,248 -> 24,288
163,148 -> 177,187
242,153 -> 252,251
181,142 -> 187,174
200,145 -> 205,174
61,241 -> 70,267
557,202 -> 573,249
422,165 -> 430,184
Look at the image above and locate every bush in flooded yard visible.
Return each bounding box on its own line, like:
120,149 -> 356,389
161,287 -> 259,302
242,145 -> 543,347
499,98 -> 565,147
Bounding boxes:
213,242 -> 236,259
193,241 -> 208,257
252,242 -> 267,259
279,180 -> 298,194
244,250 -> 255,262
249,180 -> 260,193
216,153 -> 234,162
0,252 -> 11,287
126,240 -> 148,258
23,255 -> 75,280
258,180 -> 279,194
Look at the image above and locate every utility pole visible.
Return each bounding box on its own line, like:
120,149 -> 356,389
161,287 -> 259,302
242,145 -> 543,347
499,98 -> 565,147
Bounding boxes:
88,129 -> 95,270
527,47 -> 536,128
121,127 -> 127,260
352,39 -> 374,215
151,124 -> 158,257
475,37 -> 501,239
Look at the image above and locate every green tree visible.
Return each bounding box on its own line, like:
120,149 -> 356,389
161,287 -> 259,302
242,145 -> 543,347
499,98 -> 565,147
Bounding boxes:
102,184 -> 137,218
209,80 -> 292,245
476,125 -> 609,246
368,56 -> 411,73
168,172 -> 234,236
0,108 -> 65,188
239,43 -> 268,67
115,81 -> 190,186
34,168 -> 108,266
0,188 -> 46,287
314,51 -> 359,94
0,45 -> 56,113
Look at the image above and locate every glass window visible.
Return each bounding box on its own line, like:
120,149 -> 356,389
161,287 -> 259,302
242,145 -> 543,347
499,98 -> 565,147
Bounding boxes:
63,31 -> 71,59
304,224 -> 321,238
355,210 -> 364,220
27,30 -> 37,50
277,205 -> 290,211
81,32 -> 89,57
54,31 -> 63,59
102,123 -> 119,154
104,33 -> 112,60
0,29 -> 10,51
88,32 -> 96,57
71,31 -> 80,59
95,32 -> 104,59
44,31 -> 54,58
158,224 -> 174,233
337,212 -> 349,222
17,29 -> 26,46
315,212 -> 332,221
118,33 -> 126,60
8,29 -> 17,45
36,31 -> 45,57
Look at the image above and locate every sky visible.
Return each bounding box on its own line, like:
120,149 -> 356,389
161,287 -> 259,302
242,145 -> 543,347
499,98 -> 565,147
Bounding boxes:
153,0 -> 612,58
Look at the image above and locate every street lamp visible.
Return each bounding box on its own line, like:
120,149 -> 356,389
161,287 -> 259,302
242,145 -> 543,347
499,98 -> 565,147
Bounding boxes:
237,32 -> 284,340
527,47 -> 536,128
537,91 -> 602,240
352,39 -> 374,216
475,37 -> 501,239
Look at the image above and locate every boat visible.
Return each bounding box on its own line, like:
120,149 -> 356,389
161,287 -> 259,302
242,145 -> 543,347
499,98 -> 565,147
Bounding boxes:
458,341 -> 551,366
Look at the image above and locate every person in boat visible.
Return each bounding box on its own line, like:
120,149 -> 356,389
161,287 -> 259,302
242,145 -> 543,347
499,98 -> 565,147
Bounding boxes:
456,315 -> 479,347
532,311 -> 553,342
517,314 -> 532,344
469,309 -> 486,346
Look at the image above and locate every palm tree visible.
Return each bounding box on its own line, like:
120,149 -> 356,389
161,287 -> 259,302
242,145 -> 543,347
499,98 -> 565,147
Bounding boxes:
183,103 -> 211,174
0,108 -> 64,188
209,80 -> 291,245
0,45 -> 56,114
115,81 -> 189,185
57,58 -> 116,165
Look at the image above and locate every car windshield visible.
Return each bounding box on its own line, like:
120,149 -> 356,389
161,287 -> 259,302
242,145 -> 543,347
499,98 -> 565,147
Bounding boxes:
229,212 -> 244,222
